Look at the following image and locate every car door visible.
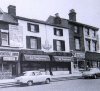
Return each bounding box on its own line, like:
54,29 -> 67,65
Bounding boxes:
30,72 -> 38,83
36,72 -> 45,82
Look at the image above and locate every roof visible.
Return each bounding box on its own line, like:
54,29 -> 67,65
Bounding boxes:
16,15 -> 98,30
68,20 -> 99,30
16,15 -> 69,29
46,16 -> 69,29
0,12 -> 18,24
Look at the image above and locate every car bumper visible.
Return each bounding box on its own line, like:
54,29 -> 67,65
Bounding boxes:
82,74 -> 93,78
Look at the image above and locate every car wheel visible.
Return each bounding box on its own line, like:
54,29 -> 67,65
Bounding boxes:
27,81 -> 33,86
45,78 -> 50,84
93,75 -> 97,79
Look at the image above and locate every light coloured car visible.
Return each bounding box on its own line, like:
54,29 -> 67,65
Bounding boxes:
82,68 -> 100,79
15,71 -> 51,86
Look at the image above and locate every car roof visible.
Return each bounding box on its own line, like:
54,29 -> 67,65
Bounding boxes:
23,70 -> 40,73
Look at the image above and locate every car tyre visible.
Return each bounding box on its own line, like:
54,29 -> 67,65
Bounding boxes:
45,78 -> 50,84
93,75 -> 97,79
27,81 -> 33,86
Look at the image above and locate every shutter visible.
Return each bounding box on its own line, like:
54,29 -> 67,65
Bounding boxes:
61,40 -> 65,51
53,39 -> 57,51
60,29 -> 63,36
37,37 -> 41,49
35,25 -> 39,32
26,36 -> 30,48
27,23 -> 31,31
54,28 -> 56,35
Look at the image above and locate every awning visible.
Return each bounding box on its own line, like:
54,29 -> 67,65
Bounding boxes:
53,56 -> 72,62
85,52 -> 100,61
24,54 -> 50,61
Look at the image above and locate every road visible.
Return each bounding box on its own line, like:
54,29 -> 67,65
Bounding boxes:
0,79 -> 100,91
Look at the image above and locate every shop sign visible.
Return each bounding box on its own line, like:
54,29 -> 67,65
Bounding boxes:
75,52 -> 85,59
0,51 -> 19,60
3,57 -> 17,61
24,55 -> 50,61
54,56 -> 72,62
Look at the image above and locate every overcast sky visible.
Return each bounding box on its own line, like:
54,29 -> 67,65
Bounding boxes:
0,0 -> 100,28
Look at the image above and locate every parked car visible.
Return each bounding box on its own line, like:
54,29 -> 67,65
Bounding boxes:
15,71 -> 51,86
82,68 -> 100,79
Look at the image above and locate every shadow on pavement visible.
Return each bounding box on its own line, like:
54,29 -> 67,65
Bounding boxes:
0,82 -> 50,88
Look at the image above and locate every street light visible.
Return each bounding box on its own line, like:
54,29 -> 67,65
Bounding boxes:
70,50 -> 78,70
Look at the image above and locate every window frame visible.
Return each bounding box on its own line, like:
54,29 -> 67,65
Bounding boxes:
86,39 -> 91,51
92,41 -> 97,51
53,39 -> 65,51
54,28 -> 63,36
1,32 -> 9,46
74,26 -> 79,33
74,38 -> 80,50
26,36 -> 41,49
27,23 -> 39,33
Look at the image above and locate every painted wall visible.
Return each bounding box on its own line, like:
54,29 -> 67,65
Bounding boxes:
18,19 -> 70,52
83,27 -> 99,52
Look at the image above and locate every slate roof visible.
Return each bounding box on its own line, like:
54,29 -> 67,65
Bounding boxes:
68,20 -> 99,30
0,12 -> 18,24
46,16 -> 69,29
16,15 -> 69,29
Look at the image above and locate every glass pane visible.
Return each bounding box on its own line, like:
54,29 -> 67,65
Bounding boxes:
1,33 -> 8,46
57,41 -> 61,51
30,38 -> 37,49
31,25 -> 35,32
75,39 -> 80,50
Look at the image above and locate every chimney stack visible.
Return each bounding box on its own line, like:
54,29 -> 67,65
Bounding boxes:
8,5 -> 16,16
69,9 -> 76,21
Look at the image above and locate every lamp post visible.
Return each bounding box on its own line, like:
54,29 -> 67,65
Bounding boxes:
70,50 -> 79,71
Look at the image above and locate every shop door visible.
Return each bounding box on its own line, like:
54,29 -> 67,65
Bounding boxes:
12,64 -> 16,76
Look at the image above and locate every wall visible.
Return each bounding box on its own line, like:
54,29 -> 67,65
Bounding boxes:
18,19 -> 70,52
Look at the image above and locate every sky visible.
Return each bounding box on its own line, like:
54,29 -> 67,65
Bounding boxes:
0,0 -> 100,28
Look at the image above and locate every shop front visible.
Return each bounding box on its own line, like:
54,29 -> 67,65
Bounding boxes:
20,51 -> 51,74
73,52 -> 85,71
0,50 -> 19,79
85,52 -> 100,68
48,52 -> 73,75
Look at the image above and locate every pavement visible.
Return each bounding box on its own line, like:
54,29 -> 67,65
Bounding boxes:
0,73 -> 82,84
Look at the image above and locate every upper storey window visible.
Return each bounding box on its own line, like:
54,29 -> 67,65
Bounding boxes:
54,28 -> 63,36
74,26 -> 78,33
27,23 -> 39,33
85,28 -> 89,36
1,32 -> 9,46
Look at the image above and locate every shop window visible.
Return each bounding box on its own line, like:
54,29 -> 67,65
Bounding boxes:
53,39 -> 65,51
54,28 -> 63,36
1,32 -> 9,46
27,23 -> 39,32
75,38 -> 80,50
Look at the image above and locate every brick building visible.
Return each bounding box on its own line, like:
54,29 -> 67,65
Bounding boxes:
0,5 -> 99,78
